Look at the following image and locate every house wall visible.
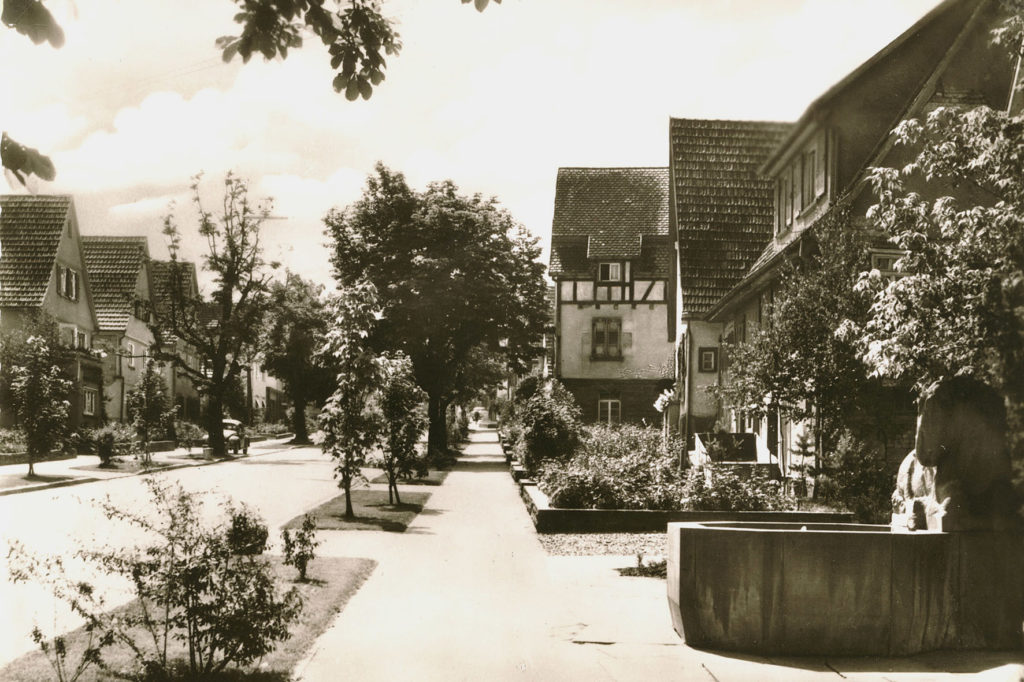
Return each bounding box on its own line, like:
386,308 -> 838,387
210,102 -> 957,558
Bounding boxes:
681,320 -> 722,435
558,302 -> 674,380
561,378 -> 670,425
42,216 -> 97,339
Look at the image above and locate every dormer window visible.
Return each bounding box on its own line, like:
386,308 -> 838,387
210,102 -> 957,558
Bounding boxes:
598,262 -> 622,282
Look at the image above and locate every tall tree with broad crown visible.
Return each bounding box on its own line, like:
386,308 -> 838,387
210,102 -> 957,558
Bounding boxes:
147,173 -> 276,456
262,271 -> 336,443
325,163 -> 548,456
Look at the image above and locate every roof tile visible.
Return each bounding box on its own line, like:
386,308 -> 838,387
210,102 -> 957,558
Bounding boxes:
81,236 -> 149,332
550,167 -> 669,275
671,119 -> 792,316
0,195 -> 72,308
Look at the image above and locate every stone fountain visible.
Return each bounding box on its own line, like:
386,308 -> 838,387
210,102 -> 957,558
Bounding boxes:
666,377 -> 1024,656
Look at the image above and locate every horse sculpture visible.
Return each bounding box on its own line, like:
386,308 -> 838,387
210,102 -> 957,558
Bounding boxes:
893,376 -> 1017,531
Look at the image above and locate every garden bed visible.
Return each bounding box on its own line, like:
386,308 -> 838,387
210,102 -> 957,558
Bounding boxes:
0,556 -> 376,682
73,460 -> 174,475
286,490 -> 432,533
369,469 -> 449,486
0,451 -> 75,467
520,482 -> 853,533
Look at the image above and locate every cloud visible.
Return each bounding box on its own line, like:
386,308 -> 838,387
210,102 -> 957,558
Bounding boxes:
8,0 -> 940,288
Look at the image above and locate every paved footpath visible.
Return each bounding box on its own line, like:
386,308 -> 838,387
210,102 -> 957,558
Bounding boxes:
297,430 -> 1024,682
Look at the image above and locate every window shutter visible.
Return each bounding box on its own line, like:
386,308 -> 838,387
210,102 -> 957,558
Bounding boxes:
815,131 -> 827,197
622,332 -> 632,349
56,266 -> 65,296
71,271 -> 79,300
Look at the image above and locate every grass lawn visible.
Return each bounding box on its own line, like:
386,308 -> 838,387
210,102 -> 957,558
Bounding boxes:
286,489 -> 431,532
73,459 -> 174,474
0,472 -> 78,491
368,469 -> 449,486
0,556 -> 376,682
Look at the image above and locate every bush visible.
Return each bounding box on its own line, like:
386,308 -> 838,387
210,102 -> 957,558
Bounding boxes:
226,504 -> 269,555
0,427 -> 26,454
282,514 -> 320,581
517,380 -> 583,475
539,424 -> 686,509
8,479 -> 302,680
86,423 -> 136,467
818,430 -> 896,523
175,420 -> 206,452
681,465 -> 796,511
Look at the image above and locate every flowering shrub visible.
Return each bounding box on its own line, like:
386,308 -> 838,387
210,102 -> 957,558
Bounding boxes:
539,424 -> 686,509
681,465 -> 795,511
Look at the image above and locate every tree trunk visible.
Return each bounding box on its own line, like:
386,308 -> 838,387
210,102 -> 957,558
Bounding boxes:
206,392 -> 226,457
26,455 -> 35,478
292,396 -> 309,443
390,479 -> 401,506
342,470 -> 354,519
427,392 -> 448,457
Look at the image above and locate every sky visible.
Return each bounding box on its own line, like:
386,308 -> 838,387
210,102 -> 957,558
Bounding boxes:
1,0 -> 940,290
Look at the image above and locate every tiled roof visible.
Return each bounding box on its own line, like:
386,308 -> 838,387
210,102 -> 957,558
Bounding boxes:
671,119 -> 792,317
549,236 -> 589,278
0,195 -> 72,308
82,236 -> 149,331
150,259 -> 197,314
550,167 -> 669,262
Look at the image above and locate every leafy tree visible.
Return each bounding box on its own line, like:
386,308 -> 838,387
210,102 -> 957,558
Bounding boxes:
858,103 -> 1024,480
147,173 -> 276,456
317,281 -> 386,518
374,356 -> 427,504
125,359 -> 174,466
2,0 -> 498,186
715,209 -> 909,460
326,164 -> 548,456
262,271 -> 336,443
10,334 -> 72,477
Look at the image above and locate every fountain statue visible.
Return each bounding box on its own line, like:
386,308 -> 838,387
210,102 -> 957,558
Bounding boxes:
893,376 -> 1019,532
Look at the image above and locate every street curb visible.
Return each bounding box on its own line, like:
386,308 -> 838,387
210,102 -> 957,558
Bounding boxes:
0,476 -> 101,497
0,444 -> 303,497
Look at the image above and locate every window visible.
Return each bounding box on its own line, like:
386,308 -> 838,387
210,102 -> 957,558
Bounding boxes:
76,330 -> 89,350
127,342 -> 136,368
598,262 -> 622,282
83,388 -> 98,416
871,251 -> 904,283
698,347 -> 718,373
591,318 -> 622,359
57,266 -> 80,301
598,399 -> 621,425
802,150 -> 816,208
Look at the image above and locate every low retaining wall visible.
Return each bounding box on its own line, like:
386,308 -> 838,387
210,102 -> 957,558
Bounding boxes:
519,482 -> 853,533
667,521 -> 1024,655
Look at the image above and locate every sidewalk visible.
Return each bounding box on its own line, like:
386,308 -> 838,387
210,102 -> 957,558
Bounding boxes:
0,436 -> 298,496
295,428 -> 1023,681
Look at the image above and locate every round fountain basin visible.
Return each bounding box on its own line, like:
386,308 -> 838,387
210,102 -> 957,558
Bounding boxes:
666,521 -> 1024,656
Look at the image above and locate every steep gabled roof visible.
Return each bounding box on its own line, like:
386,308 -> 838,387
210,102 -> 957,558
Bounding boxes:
0,194 -> 72,308
761,0 -> 985,174
149,258 -> 198,318
550,167 -> 669,269
82,236 -> 149,332
670,118 -> 792,317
